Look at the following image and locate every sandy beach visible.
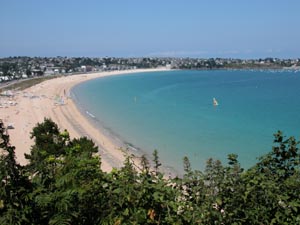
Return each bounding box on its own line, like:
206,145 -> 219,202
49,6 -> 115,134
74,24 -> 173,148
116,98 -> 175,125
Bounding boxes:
0,68 -> 168,171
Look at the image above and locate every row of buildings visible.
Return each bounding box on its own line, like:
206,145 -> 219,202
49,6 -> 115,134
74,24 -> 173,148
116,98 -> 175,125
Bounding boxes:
1,56 -> 299,82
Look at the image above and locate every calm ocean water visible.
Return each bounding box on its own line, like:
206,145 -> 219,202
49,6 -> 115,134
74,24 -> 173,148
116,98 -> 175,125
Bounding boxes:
72,70 -> 300,173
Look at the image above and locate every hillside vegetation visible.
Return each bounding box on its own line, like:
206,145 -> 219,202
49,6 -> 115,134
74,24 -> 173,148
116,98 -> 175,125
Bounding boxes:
0,118 -> 299,224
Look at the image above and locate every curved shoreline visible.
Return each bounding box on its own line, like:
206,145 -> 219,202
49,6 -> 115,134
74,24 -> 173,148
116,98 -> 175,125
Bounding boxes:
70,85 -> 180,176
0,68 -> 170,172
70,70 -> 180,176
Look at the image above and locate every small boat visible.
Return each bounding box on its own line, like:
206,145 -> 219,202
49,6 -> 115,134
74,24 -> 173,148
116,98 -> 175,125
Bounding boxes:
213,97 -> 219,106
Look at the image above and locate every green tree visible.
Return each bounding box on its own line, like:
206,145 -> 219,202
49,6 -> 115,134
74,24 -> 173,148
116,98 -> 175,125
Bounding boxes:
25,118 -> 68,174
25,119 -> 107,224
46,138 -> 105,225
241,131 -> 300,224
152,149 -> 161,175
0,120 -> 33,224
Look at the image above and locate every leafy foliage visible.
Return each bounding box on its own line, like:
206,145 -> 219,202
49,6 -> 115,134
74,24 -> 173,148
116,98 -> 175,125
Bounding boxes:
1,119 -> 300,224
0,120 -> 33,224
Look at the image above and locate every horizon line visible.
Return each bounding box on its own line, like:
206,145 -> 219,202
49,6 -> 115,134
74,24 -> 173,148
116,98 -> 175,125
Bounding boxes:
0,55 -> 299,60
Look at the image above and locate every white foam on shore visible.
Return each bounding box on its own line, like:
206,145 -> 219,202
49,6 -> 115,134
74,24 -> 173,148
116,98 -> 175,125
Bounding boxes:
86,111 -> 95,118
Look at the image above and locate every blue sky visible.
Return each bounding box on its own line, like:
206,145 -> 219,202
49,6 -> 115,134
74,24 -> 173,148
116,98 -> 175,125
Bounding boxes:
1,0 -> 299,58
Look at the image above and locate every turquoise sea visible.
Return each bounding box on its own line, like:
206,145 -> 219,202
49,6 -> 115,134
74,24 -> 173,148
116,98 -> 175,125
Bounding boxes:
72,70 -> 300,173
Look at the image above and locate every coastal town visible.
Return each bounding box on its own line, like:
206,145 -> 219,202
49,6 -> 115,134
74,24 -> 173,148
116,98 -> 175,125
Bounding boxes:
1,56 -> 299,83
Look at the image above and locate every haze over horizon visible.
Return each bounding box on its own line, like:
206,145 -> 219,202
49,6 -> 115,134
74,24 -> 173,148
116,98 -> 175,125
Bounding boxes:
1,0 -> 299,59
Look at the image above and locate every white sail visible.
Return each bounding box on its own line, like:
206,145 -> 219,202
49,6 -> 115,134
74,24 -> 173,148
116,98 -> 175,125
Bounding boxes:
213,97 -> 219,106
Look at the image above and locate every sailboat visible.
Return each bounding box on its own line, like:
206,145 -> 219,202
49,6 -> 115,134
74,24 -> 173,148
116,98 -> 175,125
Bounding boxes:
213,97 -> 219,106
